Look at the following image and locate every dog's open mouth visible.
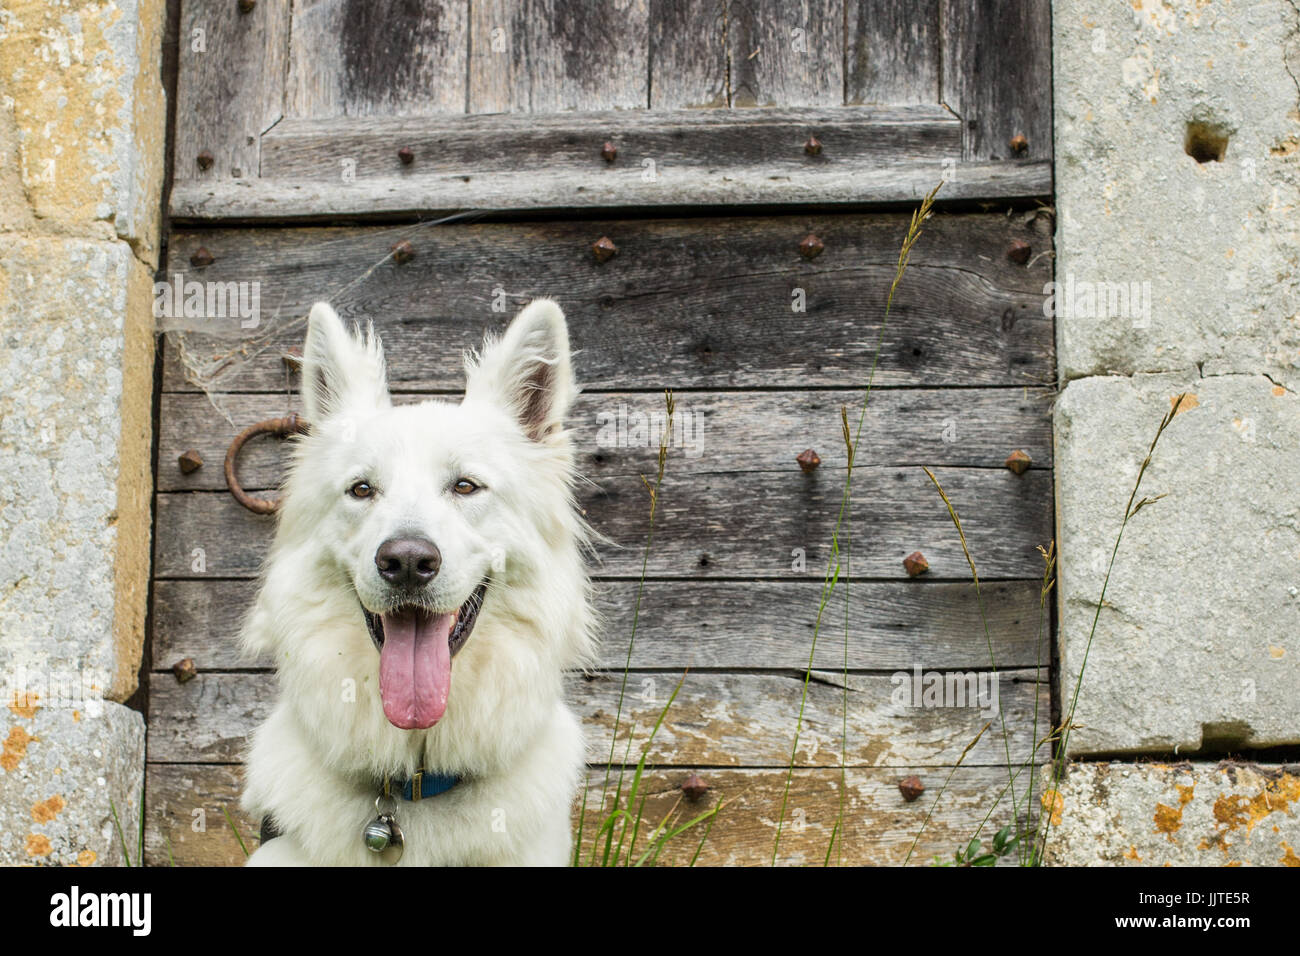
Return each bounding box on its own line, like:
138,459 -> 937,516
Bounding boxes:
362,581 -> 488,730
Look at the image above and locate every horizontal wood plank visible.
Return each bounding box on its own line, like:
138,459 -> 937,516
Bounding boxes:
160,210 -> 1054,392
152,578 -> 1049,673
144,762 -> 1038,866
157,388 -> 1053,492
153,466 -> 1052,579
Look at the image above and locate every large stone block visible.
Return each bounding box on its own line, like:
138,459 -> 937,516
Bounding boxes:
1055,373 -> 1299,754
0,698 -> 145,866
1053,0 -> 1300,389
0,0 -> 167,262
0,237 -> 155,702
1042,762 -> 1300,866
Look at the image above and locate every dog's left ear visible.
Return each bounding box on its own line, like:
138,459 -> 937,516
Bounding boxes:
464,298 -> 576,442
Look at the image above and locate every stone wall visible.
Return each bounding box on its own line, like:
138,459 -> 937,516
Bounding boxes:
1048,0 -> 1300,863
0,0 -> 165,866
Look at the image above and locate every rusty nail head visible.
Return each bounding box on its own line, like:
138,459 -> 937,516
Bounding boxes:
178,450 -> 203,474
799,233 -> 824,260
1006,239 -> 1031,265
1005,449 -> 1032,475
600,141 -> 617,163
190,246 -> 215,268
682,774 -> 708,801
1009,133 -> 1028,154
172,658 -> 198,683
238,0 -> 256,13
591,236 -> 617,262
796,448 -> 821,473
398,146 -> 415,165
899,775 -> 925,802
804,135 -> 823,156
196,150 -> 214,171
903,551 -> 929,577
391,240 -> 415,264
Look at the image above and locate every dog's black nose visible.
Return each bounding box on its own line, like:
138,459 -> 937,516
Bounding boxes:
375,537 -> 441,587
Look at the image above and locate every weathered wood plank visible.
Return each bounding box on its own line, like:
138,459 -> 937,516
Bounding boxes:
172,0 -> 290,182
941,0 -> 1053,162
147,669 -> 1046,767
144,762 -> 1037,866
649,0 -> 728,109
286,0 -> 468,117
846,0 -> 941,106
153,466 -> 1053,579
169,157 -> 1050,218
468,0 -> 650,113
160,210 -> 1054,391
152,578 -> 1050,673
157,389 -> 1053,492
726,0 -> 845,108
257,108 -> 958,183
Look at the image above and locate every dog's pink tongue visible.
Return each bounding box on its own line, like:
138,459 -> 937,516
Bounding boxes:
378,609 -> 455,730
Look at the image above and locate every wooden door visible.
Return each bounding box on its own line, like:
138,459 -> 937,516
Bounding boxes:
148,0 -> 1054,865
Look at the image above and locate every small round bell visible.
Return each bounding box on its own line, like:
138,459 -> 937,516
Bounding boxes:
363,817 -> 393,853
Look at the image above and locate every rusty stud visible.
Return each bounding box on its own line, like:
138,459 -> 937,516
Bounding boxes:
804,135 -> 823,156
1006,239 -> 1031,265
591,236 -> 617,263
282,346 -> 303,370
799,234 -> 824,260
178,450 -> 204,474
390,240 -> 415,265
397,146 -> 415,165
1009,133 -> 1028,154
1005,449 -> 1032,475
899,775 -> 925,802
682,774 -> 708,801
190,246 -> 215,268
796,448 -> 821,473
238,0 -> 256,13
172,658 -> 198,684
600,141 -> 617,163
903,551 -> 929,577
196,150 -> 214,171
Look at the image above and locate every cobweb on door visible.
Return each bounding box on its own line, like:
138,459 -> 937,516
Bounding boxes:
158,212 -> 488,425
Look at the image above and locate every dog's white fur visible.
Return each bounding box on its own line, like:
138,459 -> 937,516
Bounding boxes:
240,299 -> 594,866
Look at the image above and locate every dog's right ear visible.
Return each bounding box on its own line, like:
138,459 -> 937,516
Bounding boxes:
301,302 -> 390,423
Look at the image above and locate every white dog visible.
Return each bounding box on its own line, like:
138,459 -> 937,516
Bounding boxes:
240,299 -> 595,866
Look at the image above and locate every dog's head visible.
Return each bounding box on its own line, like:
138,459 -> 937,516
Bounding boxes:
263,299 -> 588,734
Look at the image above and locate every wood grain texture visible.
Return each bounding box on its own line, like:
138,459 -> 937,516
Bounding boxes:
726,0 -> 844,108
160,210 -> 1055,392
286,0 -> 469,117
468,0 -> 650,113
172,0 -> 290,182
649,0 -> 728,109
846,0 -> 941,105
941,0 -> 1053,162
157,389 -> 1054,492
152,578 -> 1050,672
153,465 -> 1052,580
146,670 -> 1046,767
144,762 -> 1038,866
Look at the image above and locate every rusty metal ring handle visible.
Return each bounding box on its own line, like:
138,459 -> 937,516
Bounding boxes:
224,414 -> 310,515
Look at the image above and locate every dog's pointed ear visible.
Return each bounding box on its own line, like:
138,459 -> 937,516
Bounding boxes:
301,302 -> 390,423
464,298 -> 575,442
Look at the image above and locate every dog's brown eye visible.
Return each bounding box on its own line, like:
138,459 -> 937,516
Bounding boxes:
452,479 -> 479,496
349,481 -> 374,499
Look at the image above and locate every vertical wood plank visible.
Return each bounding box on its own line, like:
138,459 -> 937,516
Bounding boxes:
941,0 -> 1052,161
727,0 -> 844,108
173,0 -> 290,181
286,0 -> 468,117
846,0 -> 941,105
649,0 -> 728,109
469,0 -> 649,113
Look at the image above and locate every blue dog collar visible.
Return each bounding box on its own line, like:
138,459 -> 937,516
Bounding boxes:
385,769 -> 460,802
